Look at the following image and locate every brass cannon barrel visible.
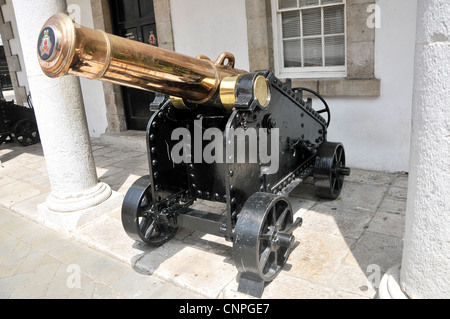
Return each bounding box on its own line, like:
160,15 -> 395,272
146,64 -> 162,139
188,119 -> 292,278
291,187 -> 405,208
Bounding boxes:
37,13 -> 247,106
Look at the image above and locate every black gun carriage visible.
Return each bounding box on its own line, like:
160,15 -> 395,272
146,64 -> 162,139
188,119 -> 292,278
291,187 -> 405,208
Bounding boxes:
0,94 -> 40,147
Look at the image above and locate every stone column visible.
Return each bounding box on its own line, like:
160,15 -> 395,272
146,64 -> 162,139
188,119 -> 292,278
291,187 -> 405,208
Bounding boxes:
12,0 -> 114,227
379,0 -> 450,299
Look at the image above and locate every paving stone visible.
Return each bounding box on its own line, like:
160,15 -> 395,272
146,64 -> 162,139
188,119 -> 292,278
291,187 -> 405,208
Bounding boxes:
1,215 -> 43,239
32,255 -> 62,285
135,278 -> 189,299
100,172 -> 142,194
39,262 -> 71,298
45,238 -> 86,259
322,182 -> 388,211
57,244 -> 102,266
367,211 -> 405,239
331,262 -> 378,298
0,180 -> 41,208
302,204 -> 373,239
0,207 -> 17,226
92,146 -> 116,157
10,281 -> 50,299
109,269 -> 162,299
0,272 -> 34,298
378,196 -> 407,215
0,228 -> 10,243
183,232 -> 233,257
0,234 -> 18,259
174,227 -> 194,241
223,272 -> 336,299
289,197 -> 316,218
139,240 -> 237,298
21,226 -> 61,248
96,165 -> 125,179
344,231 -> 403,273
392,174 -> 409,188
14,250 -> 47,275
265,272 -> 337,299
345,168 -> 395,186
10,192 -> 49,221
289,182 -> 320,201
287,228 -> 353,286
64,272 -> 97,299
111,157 -> 148,169
334,288 -> 371,299
92,282 -> 124,299
0,261 -> 21,280
92,260 -> 132,286
388,186 -> 408,200
74,215 -> 150,264
1,240 -> 31,266
70,250 -> 118,280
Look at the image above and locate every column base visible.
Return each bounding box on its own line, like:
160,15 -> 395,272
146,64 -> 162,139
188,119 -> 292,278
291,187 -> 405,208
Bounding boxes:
378,264 -> 409,299
46,182 -> 112,212
38,188 -> 124,235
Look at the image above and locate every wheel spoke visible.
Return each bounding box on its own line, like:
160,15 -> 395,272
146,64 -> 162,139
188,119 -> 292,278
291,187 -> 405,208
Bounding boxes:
276,207 -> 289,230
139,217 -> 149,231
273,250 -> 278,269
271,206 -> 277,226
333,151 -> 339,165
332,178 -> 338,191
338,178 -> 343,191
335,147 -> 341,164
317,108 -> 327,114
138,193 -> 152,215
144,220 -> 156,239
259,246 -> 272,270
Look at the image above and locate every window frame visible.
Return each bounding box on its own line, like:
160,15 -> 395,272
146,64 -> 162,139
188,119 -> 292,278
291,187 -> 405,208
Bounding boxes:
272,0 -> 347,79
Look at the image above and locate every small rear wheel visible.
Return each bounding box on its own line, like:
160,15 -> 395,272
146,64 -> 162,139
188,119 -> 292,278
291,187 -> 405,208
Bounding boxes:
13,119 -> 40,146
313,142 -> 350,200
121,176 -> 177,246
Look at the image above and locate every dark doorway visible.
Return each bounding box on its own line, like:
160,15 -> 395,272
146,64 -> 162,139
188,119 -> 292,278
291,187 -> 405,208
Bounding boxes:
109,0 -> 158,131
0,45 -> 12,90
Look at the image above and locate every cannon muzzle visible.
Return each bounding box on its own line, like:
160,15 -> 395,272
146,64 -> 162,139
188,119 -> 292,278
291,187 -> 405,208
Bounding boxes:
37,13 -> 247,107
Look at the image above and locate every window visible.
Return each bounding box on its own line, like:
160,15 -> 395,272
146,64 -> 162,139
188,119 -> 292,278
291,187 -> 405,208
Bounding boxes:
273,0 -> 346,78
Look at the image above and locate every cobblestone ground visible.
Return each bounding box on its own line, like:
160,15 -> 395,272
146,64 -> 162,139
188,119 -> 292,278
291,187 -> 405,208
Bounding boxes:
0,138 -> 408,299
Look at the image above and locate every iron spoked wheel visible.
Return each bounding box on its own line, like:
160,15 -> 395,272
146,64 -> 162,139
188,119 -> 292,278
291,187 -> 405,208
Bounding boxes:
121,176 -> 177,247
313,142 -> 350,200
233,193 -> 298,282
13,119 -> 40,146
292,87 -> 331,128
0,134 -> 10,146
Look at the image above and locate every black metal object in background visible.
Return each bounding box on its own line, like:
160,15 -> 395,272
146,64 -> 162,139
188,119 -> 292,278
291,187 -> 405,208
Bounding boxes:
0,45 -> 12,90
0,94 -> 40,147
121,72 -> 350,297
